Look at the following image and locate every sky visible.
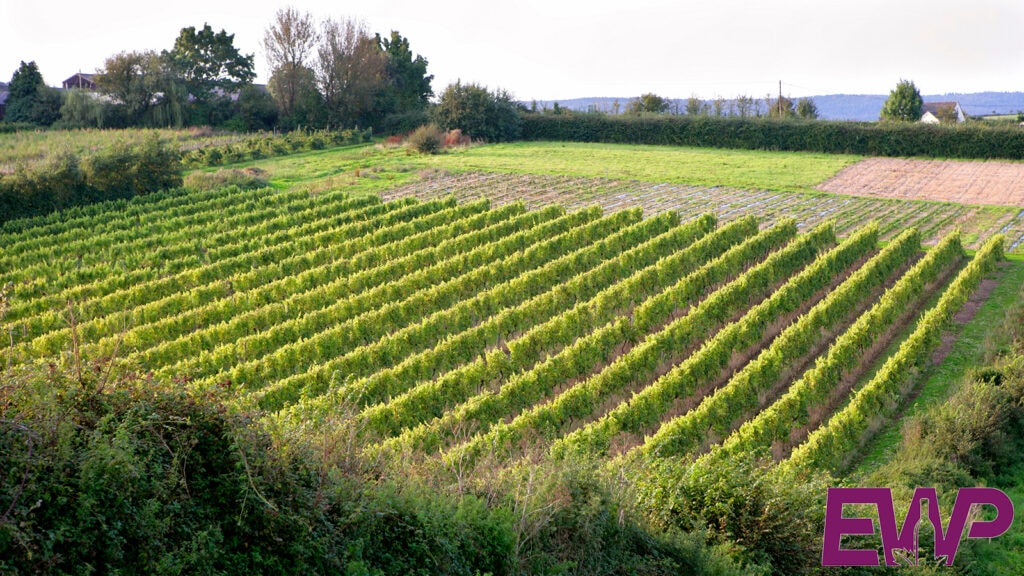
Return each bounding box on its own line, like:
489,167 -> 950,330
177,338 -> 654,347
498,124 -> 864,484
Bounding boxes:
2,0 -> 1023,102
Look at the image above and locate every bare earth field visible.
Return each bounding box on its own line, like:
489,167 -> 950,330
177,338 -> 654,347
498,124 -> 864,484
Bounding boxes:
818,157 -> 1024,207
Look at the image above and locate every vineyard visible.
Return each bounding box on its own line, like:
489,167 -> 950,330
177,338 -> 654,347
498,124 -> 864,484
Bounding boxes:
0,181 -> 1003,487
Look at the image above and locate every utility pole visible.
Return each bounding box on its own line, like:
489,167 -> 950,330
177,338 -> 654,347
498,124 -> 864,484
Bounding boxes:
779,80 -> 783,117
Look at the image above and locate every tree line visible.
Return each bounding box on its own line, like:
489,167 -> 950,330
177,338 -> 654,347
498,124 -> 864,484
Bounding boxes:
2,9 -> 436,134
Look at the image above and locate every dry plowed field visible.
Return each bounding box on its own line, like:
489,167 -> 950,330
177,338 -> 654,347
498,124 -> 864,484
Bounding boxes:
819,158 -> 1024,207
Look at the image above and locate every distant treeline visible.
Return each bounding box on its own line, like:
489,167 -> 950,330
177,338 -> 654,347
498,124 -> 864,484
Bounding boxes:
521,114 -> 1024,160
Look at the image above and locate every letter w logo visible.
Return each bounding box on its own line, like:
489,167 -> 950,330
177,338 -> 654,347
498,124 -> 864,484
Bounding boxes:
822,487 -> 1014,566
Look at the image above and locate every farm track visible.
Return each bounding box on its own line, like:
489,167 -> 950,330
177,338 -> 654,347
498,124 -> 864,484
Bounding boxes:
382,170 -> 1023,252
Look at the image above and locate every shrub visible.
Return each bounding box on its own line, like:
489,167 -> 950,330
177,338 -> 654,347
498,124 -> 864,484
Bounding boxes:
407,123 -> 445,154
634,455 -> 827,575
433,81 -> 523,142
1,135 -> 181,223
183,167 -> 270,191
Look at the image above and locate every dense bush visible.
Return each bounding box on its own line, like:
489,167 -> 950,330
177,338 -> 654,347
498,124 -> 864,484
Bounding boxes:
183,167 -> 270,191
0,356 -> 755,575
0,135 -> 181,222
634,455 -> 825,575
433,81 -> 522,142
0,362 -> 515,575
408,123 -> 445,154
521,114 -> 1024,159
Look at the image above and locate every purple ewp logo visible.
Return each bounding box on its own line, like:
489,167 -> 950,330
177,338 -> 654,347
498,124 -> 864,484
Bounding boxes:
822,487 -> 1014,566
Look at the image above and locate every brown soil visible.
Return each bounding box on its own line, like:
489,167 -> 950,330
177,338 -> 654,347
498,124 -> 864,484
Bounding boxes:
819,158 -> 1024,207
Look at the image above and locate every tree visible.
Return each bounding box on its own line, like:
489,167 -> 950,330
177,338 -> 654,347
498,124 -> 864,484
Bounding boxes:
58,89 -> 104,128
933,104 -> 959,124
377,31 -> 433,112
268,64 -> 321,128
432,81 -> 522,142
95,51 -> 165,125
5,61 -> 62,126
233,85 -> 278,131
263,7 -> 319,118
164,23 -> 255,122
796,97 -> 818,119
735,94 -> 757,118
626,93 -> 670,115
685,96 -> 706,116
880,79 -> 923,122
315,17 -> 387,128
766,94 -> 796,119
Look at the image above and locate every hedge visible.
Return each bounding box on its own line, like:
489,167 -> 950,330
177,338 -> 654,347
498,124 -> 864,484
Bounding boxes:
520,114 -> 1024,159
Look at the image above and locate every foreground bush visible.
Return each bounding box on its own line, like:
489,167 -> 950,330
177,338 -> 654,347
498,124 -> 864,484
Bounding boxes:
0,361 -> 515,575
0,357 -> 753,575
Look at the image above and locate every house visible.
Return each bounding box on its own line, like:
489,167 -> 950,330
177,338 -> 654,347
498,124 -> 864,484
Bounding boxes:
921,101 -> 966,124
62,72 -> 97,91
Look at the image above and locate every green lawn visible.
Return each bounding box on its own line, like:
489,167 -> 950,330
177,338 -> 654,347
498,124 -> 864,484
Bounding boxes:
226,141 -> 863,194
415,141 -> 863,192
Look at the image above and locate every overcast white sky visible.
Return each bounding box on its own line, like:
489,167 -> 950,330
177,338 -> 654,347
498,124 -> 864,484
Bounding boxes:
2,0 -> 1022,101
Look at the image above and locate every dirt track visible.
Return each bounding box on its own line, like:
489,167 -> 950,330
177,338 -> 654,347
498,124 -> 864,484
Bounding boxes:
818,158 -> 1024,207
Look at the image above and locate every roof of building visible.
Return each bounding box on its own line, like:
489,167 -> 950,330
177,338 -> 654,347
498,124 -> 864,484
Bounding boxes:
922,101 -> 960,114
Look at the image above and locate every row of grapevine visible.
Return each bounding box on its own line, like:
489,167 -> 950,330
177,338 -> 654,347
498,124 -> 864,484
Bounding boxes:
244,209 -> 667,411
4,186 -> 367,301
637,226 -> 922,460
371,218 -> 821,462
338,215 -> 755,440
9,193 -> 400,341
781,233 -> 1004,474
16,197 -> 464,357
125,203 -> 554,372
301,213 -> 715,411
547,221 -> 879,461
1,183 -> 277,265
155,205 -> 598,383
695,230 -> 966,469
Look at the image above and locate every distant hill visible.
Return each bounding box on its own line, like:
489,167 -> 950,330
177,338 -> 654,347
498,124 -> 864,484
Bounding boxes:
529,92 -> 1024,122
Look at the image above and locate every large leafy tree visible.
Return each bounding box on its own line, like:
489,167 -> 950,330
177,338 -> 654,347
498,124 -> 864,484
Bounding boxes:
263,7 -> 319,119
6,61 -> 62,126
880,79 -> 923,122
164,24 -> 255,108
378,31 -> 433,112
315,17 -> 387,128
95,51 -> 166,125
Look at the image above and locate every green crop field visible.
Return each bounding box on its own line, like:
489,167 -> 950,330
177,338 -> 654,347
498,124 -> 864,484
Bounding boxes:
4,135 -> 1024,573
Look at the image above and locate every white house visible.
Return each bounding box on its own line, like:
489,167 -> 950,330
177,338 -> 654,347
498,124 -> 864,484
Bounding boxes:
921,101 -> 966,124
